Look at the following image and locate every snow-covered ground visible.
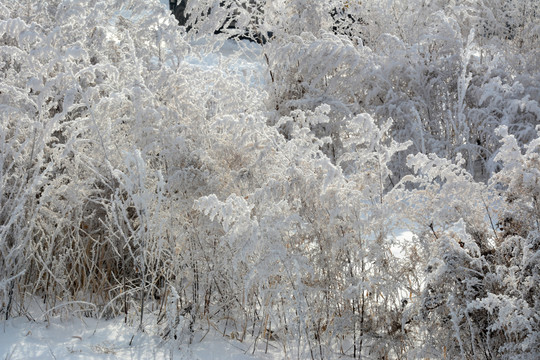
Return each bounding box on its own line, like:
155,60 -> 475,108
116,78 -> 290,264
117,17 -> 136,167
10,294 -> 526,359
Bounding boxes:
1,316 -> 282,360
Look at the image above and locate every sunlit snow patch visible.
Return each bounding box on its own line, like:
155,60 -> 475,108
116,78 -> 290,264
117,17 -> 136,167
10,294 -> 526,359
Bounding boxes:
185,37 -> 267,89
0,315 -> 283,360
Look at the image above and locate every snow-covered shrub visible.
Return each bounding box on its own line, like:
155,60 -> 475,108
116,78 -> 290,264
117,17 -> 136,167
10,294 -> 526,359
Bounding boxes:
391,152 -> 493,358
1,0 -> 539,358
0,0 -> 259,320
481,127 -> 540,358
0,93 -> 50,319
192,108 -> 413,358
394,128 -> 540,358
258,0 -> 539,182
492,126 -> 540,238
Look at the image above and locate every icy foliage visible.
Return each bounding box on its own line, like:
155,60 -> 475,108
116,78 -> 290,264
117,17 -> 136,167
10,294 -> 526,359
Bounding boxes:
1,0 -> 539,359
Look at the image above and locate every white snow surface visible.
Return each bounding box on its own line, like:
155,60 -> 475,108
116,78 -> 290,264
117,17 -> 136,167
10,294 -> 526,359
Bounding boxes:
1,316 -> 282,360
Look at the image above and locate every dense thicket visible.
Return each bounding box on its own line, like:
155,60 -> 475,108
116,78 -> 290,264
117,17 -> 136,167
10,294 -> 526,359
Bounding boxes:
1,0 -> 539,359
